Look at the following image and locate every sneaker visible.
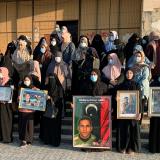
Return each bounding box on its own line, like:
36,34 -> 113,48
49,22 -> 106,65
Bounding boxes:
20,141 -> 27,147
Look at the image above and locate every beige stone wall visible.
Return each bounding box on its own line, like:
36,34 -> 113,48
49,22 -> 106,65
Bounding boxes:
142,0 -> 160,36
0,0 -> 142,53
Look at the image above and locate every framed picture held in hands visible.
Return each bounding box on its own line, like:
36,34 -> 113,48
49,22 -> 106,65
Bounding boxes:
19,88 -> 48,111
73,96 -> 112,149
117,90 -> 139,119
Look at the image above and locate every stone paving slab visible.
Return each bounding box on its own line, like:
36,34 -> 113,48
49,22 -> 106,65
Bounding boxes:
0,139 -> 159,160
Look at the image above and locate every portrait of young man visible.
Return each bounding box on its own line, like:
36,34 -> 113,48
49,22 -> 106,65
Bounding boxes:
74,116 -> 96,147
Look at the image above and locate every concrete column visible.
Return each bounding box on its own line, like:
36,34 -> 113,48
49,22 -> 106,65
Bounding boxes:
142,0 -> 160,36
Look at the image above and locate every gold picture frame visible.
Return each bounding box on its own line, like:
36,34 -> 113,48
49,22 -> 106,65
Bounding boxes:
148,87 -> 160,117
117,90 -> 139,119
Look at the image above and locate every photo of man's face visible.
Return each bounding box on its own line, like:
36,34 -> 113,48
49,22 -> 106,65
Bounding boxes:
78,119 -> 93,140
25,94 -> 30,102
124,97 -> 129,105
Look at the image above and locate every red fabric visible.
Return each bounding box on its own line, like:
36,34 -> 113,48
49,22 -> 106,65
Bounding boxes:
100,97 -> 111,146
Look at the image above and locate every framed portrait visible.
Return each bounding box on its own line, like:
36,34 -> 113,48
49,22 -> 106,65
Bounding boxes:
0,86 -> 13,103
19,88 -> 48,111
117,90 -> 139,119
148,87 -> 160,117
73,96 -> 112,149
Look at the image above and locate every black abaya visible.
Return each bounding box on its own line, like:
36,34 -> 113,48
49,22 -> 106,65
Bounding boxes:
149,78 -> 160,153
40,74 -> 64,146
0,103 -> 13,143
116,79 -> 141,152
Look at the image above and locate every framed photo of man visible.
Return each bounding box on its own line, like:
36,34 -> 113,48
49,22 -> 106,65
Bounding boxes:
148,87 -> 160,117
73,96 -> 112,149
0,86 -> 13,103
117,90 -> 139,119
19,88 -> 48,111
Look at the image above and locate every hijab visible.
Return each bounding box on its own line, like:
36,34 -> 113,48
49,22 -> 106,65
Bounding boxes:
0,67 -> 9,86
105,31 -> 118,52
21,75 -> 33,89
102,53 -> 122,80
47,73 -> 64,99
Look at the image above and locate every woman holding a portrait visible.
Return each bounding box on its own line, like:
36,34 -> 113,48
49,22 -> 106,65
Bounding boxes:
0,67 -> 13,143
116,68 -> 142,154
18,75 -> 36,147
149,76 -> 160,153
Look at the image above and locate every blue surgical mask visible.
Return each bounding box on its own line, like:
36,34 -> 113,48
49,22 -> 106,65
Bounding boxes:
109,36 -> 114,41
90,75 -> 98,82
142,39 -> 147,45
40,47 -> 46,53
108,59 -> 114,65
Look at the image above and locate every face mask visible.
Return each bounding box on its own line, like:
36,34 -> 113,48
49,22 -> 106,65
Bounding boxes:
24,80 -> 31,87
108,59 -> 114,65
80,42 -> 87,48
90,75 -> 98,82
51,40 -> 56,46
142,39 -> 147,45
109,36 -> 115,41
40,47 -> 46,53
0,73 -> 3,79
135,57 -> 141,63
55,27 -> 60,32
55,57 -> 61,63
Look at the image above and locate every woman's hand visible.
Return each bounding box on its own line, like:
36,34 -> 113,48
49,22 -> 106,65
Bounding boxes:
136,113 -> 141,120
110,80 -> 117,86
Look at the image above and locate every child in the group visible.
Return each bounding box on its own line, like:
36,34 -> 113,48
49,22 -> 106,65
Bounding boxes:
18,75 -> 36,147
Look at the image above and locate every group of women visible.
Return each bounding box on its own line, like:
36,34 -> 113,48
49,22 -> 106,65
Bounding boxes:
0,25 -> 160,154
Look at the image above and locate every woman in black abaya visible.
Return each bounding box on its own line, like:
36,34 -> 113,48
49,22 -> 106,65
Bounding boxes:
116,68 -> 142,154
149,76 -> 160,153
40,73 -> 64,146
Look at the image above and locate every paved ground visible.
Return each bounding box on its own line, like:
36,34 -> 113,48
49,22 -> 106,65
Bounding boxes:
0,139 -> 159,160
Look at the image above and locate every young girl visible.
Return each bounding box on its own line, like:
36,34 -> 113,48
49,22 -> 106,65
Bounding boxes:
18,75 -> 35,147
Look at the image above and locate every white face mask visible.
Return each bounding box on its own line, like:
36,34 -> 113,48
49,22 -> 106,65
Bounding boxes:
109,36 -> 115,41
55,57 -> 61,63
24,80 -> 31,87
108,59 -> 114,65
80,42 -> 87,48
135,57 -> 141,63
51,40 -> 56,46
0,73 -> 3,79
55,27 -> 60,32
40,47 -> 46,53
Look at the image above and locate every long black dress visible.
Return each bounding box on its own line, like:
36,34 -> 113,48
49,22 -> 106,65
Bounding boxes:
18,79 -> 35,144
0,81 -> 13,143
116,80 -> 141,152
149,77 -> 160,153
40,74 -> 64,146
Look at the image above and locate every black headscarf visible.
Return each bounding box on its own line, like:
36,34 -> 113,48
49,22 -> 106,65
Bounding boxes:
50,34 -> 60,55
88,69 -> 103,96
91,34 -> 105,59
124,33 -> 140,62
47,73 -> 64,101
33,37 -> 46,60
20,75 -> 34,89
118,68 -> 138,90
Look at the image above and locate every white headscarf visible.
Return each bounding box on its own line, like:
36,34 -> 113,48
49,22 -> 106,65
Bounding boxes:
105,31 -> 118,52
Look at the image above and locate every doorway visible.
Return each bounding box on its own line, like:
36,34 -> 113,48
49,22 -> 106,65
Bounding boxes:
56,20 -> 78,47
